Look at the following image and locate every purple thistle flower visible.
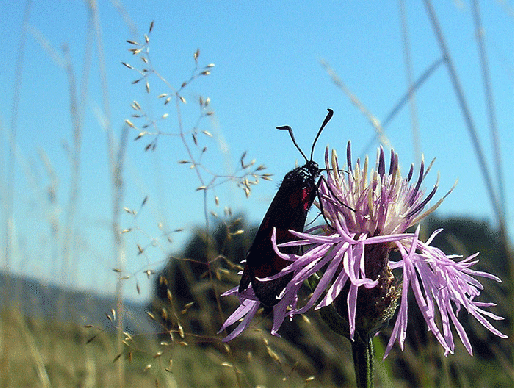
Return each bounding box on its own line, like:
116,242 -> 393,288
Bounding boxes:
221,142 -> 507,357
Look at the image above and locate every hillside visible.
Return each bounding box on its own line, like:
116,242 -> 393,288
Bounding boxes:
0,271 -> 159,335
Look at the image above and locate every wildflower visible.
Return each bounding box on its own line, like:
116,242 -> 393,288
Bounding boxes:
221,142 -> 506,358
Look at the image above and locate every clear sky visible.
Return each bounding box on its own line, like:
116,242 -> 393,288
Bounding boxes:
0,1 -> 512,301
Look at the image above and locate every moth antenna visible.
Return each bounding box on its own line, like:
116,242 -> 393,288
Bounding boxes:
310,109 -> 334,160
276,125 -> 308,162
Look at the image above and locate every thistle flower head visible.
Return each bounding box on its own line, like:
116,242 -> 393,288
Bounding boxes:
221,142 -> 507,358
326,142 -> 441,236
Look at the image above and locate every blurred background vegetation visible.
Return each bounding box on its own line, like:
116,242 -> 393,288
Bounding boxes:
1,214 -> 510,387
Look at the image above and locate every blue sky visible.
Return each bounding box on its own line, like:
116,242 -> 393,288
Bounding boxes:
0,1 -> 512,301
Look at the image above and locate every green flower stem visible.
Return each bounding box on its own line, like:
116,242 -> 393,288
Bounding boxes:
319,305 -> 375,387
352,336 -> 374,388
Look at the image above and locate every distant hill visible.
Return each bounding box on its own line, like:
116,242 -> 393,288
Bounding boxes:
0,271 -> 160,335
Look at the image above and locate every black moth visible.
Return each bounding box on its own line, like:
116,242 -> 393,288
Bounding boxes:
239,109 -> 334,306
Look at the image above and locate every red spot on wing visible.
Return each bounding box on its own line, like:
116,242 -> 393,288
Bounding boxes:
288,186 -> 314,211
302,187 -> 314,211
